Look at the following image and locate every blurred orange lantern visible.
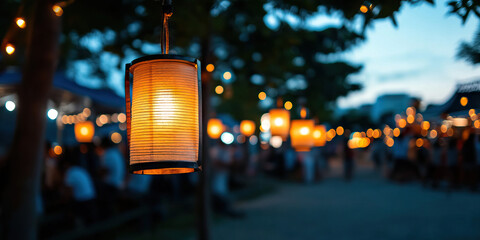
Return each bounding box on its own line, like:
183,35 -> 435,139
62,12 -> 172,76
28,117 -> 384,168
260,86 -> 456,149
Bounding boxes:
74,121 -> 95,143
126,55 -> 201,175
290,120 -> 314,151
240,120 -> 255,137
269,108 -> 290,140
207,118 -> 224,139
313,125 -> 327,147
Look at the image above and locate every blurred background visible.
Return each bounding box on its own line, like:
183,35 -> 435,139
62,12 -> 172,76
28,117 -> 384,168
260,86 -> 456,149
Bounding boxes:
1,0 -> 480,239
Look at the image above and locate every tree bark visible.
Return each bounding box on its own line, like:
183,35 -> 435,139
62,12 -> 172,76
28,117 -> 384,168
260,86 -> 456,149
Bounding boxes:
1,0 -> 60,239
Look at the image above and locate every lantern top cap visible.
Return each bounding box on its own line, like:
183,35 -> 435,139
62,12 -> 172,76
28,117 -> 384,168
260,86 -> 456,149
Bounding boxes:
128,54 -> 200,72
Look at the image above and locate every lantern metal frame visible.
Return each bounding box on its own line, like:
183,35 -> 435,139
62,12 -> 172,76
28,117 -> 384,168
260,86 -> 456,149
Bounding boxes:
125,54 -> 202,174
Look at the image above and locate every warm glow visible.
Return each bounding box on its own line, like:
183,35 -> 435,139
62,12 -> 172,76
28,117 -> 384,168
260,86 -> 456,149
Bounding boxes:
111,132 -> 122,144
469,109 -> 476,116
336,126 -> 344,136
406,107 -> 415,116
373,129 -> 382,138
258,91 -> 266,100
240,120 -> 255,137
129,58 -> 199,174
398,119 -> 407,128
407,115 -> 414,124
386,138 -> 394,147
53,146 -> 63,155
5,44 -> 15,55
207,118 -> 223,139
393,128 -> 400,137
206,64 -> 215,72
475,120 -> 480,128
313,125 -> 327,147
269,109 -> 290,140
284,101 -> 293,110
223,71 -> 232,80
383,126 -> 392,136
421,121 -> 430,130
75,121 -> 95,143
452,117 -> 468,127
299,127 -> 310,135
429,130 -> 438,138
99,114 -> 109,125
416,138 -> 424,148
215,85 -> 224,94
300,108 -> 307,119
327,129 -> 336,139
270,136 -> 283,148
447,128 -> 454,137
290,120 -> 314,151
460,97 -> 468,106
441,125 -> 448,133
360,5 -> 368,13
52,5 -> 63,16
83,108 -> 91,117
15,18 -> 26,28
366,128 -> 373,138
118,113 -> 126,123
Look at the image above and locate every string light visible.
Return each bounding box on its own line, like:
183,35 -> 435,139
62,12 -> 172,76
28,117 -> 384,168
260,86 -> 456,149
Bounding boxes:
15,17 -> 26,29
284,101 -> 292,110
52,5 -> 63,16
258,91 -> 266,100
360,5 -> 368,13
215,85 -> 224,94
5,44 -> 15,55
223,71 -> 232,80
206,64 -> 215,72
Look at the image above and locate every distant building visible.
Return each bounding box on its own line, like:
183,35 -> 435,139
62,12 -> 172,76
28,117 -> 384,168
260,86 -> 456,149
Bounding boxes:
372,94 -> 416,123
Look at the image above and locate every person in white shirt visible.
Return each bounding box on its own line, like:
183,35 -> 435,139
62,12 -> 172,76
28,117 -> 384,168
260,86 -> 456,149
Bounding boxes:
61,147 -> 97,224
100,141 -> 126,190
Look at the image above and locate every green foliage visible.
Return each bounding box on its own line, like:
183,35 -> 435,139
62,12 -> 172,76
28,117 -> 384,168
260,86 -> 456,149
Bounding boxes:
2,0 -> 479,122
457,25 -> 480,64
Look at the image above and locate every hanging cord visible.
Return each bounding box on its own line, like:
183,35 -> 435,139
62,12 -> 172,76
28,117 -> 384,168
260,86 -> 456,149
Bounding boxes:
161,0 -> 173,54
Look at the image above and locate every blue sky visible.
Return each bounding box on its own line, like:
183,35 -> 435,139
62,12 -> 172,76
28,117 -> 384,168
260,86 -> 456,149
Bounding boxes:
337,1 -> 480,109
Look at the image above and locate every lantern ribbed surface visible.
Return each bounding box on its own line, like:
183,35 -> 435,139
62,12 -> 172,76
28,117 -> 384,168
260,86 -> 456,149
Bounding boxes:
290,119 -> 314,152
269,109 -> 290,140
130,59 -> 198,174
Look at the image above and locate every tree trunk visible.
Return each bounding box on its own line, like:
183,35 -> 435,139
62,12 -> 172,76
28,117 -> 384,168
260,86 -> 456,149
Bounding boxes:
1,0 -> 60,239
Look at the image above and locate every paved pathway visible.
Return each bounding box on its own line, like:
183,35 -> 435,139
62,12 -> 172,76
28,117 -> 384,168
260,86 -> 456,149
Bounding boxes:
212,171 -> 480,240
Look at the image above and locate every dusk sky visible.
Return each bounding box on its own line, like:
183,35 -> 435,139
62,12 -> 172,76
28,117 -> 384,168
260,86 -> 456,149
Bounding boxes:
338,1 -> 480,109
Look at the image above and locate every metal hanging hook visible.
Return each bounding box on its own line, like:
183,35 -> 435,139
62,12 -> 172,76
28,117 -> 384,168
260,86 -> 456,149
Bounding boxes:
161,0 -> 173,54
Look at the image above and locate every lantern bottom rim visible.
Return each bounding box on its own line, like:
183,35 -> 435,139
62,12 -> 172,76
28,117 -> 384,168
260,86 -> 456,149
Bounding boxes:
129,161 -> 200,175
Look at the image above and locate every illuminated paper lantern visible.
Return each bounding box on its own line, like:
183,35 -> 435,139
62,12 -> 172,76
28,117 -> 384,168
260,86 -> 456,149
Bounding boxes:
207,118 -> 224,139
74,121 -> 95,143
269,108 -> 290,140
290,119 -> 314,152
126,55 -> 201,175
313,125 -> 327,147
240,120 -> 255,137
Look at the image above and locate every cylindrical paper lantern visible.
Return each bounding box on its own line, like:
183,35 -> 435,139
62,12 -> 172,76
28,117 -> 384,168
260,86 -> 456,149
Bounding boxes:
126,55 -> 201,175
240,120 -> 255,137
207,118 -> 224,139
74,121 -> 95,143
290,119 -> 314,152
269,108 -> 290,140
313,125 -> 327,147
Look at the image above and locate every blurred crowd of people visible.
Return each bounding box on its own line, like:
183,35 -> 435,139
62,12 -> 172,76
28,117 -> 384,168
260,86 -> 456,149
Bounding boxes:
371,126 -> 480,191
